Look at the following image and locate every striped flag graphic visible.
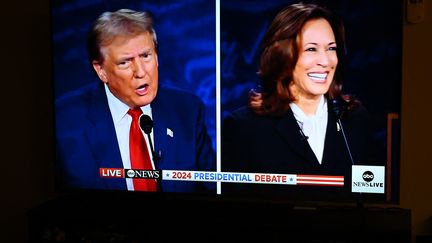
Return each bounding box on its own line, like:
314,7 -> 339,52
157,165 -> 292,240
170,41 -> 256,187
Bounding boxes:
296,175 -> 344,186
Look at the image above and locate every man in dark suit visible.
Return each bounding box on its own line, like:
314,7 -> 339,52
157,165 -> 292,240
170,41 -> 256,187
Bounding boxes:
55,9 -> 215,193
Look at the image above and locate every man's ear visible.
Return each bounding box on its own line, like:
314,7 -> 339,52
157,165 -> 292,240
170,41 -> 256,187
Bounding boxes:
92,61 -> 108,83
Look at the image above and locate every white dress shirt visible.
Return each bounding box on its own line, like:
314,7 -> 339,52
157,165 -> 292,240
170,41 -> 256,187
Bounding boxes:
290,96 -> 328,164
105,84 -> 155,190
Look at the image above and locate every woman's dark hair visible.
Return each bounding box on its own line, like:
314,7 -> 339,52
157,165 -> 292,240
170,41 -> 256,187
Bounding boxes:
254,3 -> 358,116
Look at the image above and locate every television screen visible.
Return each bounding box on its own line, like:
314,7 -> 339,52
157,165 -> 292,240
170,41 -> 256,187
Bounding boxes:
219,0 -> 402,203
52,0 -> 217,193
51,0 -> 402,204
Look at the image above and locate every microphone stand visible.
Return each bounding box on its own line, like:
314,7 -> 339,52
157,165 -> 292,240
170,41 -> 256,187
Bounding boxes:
331,99 -> 364,210
140,114 -> 163,192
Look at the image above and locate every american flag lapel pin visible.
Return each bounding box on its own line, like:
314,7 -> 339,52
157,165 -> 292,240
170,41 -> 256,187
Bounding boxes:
167,128 -> 174,138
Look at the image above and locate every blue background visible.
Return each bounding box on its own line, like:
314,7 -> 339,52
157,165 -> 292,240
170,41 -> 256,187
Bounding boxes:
219,0 -> 402,201
52,0 -> 402,200
220,0 -> 402,118
51,0 -> 216,149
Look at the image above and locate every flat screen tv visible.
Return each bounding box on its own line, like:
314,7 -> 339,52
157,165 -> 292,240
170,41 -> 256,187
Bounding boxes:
51,0 -> 402,205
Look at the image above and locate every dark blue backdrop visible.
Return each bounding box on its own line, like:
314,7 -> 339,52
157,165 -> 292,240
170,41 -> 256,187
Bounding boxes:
220,0 -> 402,117
51,0 -> 216,149
52,0 -> 402,200
220,0 -> 402,201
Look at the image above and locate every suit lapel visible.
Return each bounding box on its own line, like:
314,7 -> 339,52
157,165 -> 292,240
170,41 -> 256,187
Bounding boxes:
150,88 -> 170,168
322,110 -> 351,174
322,112 -> 339,162
273,109 -> 320,166
86,83 -> 125,190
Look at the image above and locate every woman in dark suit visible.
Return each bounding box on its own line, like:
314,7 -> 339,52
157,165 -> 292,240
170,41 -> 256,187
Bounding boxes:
221,3 -> 379,200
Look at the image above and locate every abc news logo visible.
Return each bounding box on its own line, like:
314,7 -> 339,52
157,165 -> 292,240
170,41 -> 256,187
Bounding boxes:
362,171 -> 374,182
351,165 -> 385,193
125,169 -> 161,179
100,168 -> 161,180
352,171 -> 383,188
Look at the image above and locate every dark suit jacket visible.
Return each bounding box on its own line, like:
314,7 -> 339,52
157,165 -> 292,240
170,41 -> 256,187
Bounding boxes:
221,102 -> 381,200
55,82 -> 215,193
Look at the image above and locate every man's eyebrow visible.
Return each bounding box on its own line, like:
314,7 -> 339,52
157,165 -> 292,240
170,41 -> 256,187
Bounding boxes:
117,56 -> 133,63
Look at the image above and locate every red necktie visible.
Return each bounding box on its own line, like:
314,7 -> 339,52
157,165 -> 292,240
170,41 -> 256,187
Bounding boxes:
128,108 -> 157,191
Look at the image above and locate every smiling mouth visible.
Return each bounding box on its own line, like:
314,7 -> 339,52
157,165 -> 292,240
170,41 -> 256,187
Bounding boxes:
308,72 -> 328,82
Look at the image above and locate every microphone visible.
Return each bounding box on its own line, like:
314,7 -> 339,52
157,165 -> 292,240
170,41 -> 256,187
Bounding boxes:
299,128 -> 309,141
139,114 -> 161,163
139,114 -> 163,192
330,98 -> 365,208
329,98 -> 355,165
329,98 -> 343,120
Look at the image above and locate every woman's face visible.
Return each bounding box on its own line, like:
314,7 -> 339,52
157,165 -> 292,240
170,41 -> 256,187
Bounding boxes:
290,18 -> 338,101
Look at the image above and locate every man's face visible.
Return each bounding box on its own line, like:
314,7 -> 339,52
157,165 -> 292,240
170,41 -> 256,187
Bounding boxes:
93,32 -> 158,108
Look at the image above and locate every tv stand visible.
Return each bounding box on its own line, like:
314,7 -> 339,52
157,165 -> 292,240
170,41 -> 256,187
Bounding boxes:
27,192 -> 411,242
